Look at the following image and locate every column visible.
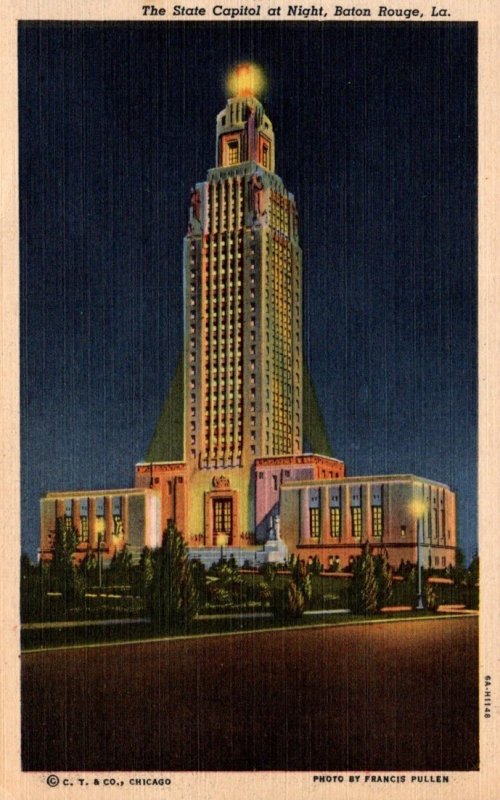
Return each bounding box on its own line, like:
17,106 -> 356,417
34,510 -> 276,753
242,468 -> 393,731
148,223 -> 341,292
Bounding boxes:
88,498 -> 97,549
105,496 -> 114,550
321,486 -> 329,542
300,488 -> 310,543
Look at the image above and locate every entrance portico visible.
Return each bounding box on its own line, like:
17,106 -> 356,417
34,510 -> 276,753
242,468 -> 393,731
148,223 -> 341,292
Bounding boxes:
204,475 -> 240,546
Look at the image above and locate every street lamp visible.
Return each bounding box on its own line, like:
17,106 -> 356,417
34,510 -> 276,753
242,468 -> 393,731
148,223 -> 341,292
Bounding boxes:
97,532 -> 103,591
410,497 -> 426,610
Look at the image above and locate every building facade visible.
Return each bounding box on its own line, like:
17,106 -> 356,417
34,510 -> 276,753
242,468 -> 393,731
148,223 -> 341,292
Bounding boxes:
279,475 -> 457,571
40,488 -> 161,564
180,91 -> 304,546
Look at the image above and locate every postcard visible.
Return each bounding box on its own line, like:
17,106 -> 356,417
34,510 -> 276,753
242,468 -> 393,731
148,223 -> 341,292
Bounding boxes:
1,1 -> 498,799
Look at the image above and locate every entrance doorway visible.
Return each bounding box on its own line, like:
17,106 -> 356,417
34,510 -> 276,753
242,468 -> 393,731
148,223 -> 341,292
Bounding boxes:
213,497 -> 233,545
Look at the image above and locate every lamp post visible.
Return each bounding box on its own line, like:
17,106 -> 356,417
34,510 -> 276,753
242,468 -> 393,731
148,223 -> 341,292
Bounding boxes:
416,516 -> 425,610
410,496 -> 426,610
97,532 -> 103,591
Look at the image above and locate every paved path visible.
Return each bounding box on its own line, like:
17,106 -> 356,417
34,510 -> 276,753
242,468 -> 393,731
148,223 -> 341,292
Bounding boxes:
22,618 -> 150,630
21,616 -> 478,772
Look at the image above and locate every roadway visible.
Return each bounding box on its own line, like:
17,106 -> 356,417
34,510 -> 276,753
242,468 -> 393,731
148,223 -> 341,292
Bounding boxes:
21,616 -> 478,772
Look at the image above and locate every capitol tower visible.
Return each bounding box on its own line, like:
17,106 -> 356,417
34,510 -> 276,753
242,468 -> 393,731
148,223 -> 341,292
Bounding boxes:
182,63 -> 307,544
133,62 -> 343,556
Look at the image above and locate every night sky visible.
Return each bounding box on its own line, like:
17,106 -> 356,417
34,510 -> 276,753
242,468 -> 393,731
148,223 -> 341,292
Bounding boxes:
19,22 -> 477,561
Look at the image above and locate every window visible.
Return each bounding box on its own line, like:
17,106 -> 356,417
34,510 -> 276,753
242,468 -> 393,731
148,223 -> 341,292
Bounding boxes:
113,515 -> 124,537
227,140 -> 239,165
330,507 -> 341,538
214,498 -> 232,533
272,474 -> 278,491
351,507 -> 362,538
400,526 -> 406,537
262,144 -> 269,168
310,507 -> 320,539
80,516 -> 89,543
372,506 -> 383,538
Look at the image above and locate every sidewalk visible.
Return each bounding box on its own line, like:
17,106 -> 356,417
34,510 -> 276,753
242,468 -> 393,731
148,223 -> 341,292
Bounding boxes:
22,618 -> 149,630
21,606 -> 477,631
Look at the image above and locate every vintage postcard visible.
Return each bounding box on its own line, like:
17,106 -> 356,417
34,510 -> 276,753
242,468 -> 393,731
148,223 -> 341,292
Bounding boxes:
1,1 -> 498,798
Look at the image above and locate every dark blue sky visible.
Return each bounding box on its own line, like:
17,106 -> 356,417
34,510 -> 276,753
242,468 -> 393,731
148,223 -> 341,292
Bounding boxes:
19,21 -> 477,561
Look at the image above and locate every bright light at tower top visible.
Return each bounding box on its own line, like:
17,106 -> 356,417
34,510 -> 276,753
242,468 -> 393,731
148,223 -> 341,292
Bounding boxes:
226,62 -> 267,98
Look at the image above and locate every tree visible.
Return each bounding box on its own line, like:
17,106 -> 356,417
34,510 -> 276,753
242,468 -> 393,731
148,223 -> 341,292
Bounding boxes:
456,547 -> 466,569
136,546 -> 154,599
466,553 -> 479,609
425,584 -> 439,612
20,553 -> 45,623
79,549 -> 97,586
272,555 -> 312,620
51,517 -> 84,603
189,558 -> 208,606
107,545 -> 133,587
374,551 -> 393,611
468,553 -> 479,581
348,542 -> 378,615
149,523 -> 199,633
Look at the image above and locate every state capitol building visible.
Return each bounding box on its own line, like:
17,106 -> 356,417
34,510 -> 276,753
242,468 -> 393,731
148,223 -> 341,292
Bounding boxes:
40,64 -> 457,572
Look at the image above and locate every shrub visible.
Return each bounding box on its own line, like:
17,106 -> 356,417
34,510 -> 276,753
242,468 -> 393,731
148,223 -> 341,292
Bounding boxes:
307,555 -> 323,576
271,556 -> 311,620
207,559 -> 244,605
374,551 -> 393,610
148,523 -> 199,633
190,559 -> 208,605
348,543 -> 378,615
259,562 -> 278,584
257,581 -> 272,608
425,584 -> 439,613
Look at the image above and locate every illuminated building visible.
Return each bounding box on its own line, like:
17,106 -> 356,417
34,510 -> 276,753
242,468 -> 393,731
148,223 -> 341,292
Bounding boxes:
40,64 -> 457,570
135,64 -> 347,553
39,488 -> 161,564
279,475 -> 457,571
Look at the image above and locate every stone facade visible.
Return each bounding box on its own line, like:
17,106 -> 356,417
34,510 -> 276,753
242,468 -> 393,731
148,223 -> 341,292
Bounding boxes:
40,488 -> 161,564
279,475 -> 457,570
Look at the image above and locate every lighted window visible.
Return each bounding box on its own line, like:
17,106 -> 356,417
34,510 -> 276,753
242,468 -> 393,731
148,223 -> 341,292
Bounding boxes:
214,498 -> 231,534
330,507 -> 341,538
227,140 -> 239,164
372,506 -> 383,538
351,507 -> 362,538
310,508 -> 320,539
80,516 -> 89,543
400,526 -> 406,537
113,515 -> 124,537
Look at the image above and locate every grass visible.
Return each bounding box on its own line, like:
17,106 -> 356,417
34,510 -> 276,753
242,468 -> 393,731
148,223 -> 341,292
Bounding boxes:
21,607 -> 462,652
21,570 -> 477,651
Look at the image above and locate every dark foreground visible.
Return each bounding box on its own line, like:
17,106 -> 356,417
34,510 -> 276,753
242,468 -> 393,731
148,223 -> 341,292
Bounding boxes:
22,616 -> 478,772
